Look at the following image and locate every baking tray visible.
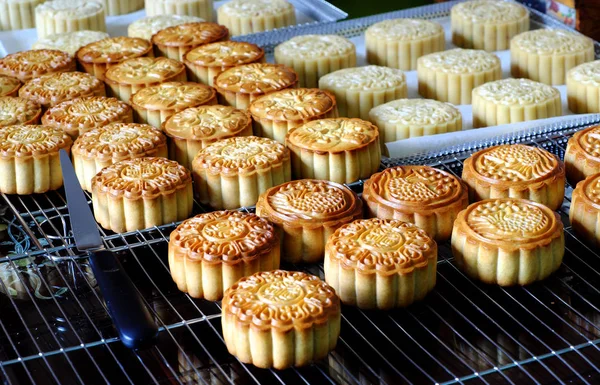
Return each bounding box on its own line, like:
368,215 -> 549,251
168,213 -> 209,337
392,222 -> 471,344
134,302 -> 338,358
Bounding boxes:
2,1 -> 600,384
235,0 -> 600,160
0,0 -> 347,57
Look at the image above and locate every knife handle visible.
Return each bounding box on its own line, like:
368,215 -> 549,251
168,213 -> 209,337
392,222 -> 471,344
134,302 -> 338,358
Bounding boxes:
88,249 -> 158,349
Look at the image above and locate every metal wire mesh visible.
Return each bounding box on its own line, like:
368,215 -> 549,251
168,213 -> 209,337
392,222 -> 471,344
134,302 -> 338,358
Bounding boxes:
2,118 -> 600,384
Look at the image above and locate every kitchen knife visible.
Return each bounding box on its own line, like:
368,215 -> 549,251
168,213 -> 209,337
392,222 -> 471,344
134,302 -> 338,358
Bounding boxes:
59,149 -> 158,349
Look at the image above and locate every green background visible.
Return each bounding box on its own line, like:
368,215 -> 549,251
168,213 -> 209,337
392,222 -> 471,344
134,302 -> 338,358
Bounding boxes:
328,0 -> 433,19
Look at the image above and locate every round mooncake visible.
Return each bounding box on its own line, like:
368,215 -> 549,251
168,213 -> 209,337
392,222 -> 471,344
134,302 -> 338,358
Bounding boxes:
222,270 -> 340,369
452,198 -> 564,286
462,144 -> 566,211
169,210 -> 280,300
325,218 -> 437,309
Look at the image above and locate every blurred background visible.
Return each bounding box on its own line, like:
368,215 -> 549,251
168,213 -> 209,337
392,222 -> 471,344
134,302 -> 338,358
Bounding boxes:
328,0 -> 431,18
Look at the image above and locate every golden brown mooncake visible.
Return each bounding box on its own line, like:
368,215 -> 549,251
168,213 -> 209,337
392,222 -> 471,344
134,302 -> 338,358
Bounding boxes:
417,48 -> 501,105
72,122 -> 168,191
318,65 -> 407,120
366,18 -> 445,70
214,63 -> 298,109
452,198 -> 564,286
168,210 -> 280,300
0,49 -> 76,82
324,218 -> 437,309
0,97 -> 42,127
92,157 -> 193,233
511,29 -> 594,85
19,71 -> 106,110
567,60 -> 600,114
0,124 -> 73,194
0,75 -> 22,97
104,57 -> 187,103
451,0 -> 529,52
286,117 -> 381,184
192,135 -> 291,210
151,22 -> 229,61
255,179 -> 363,263
471,78 -> 562,128
274,35 -> 356,88
184,41 -> 265,86
162,104 -> 253,170
462,144 -> 566,211
76,37 -> 154,81
222,270 -> 340,369
570,173 -> 600,247
131,81 -> 216,128
42,96 -> 133,139
249,88 -> 337,144
565,125 -> 600,184
362,165 -> 469,242
217,0 -> 295,36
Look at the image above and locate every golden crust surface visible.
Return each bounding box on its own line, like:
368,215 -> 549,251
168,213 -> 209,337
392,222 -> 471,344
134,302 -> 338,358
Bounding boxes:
575,173 -> 600,208
185,41 -> 264,67
77,37 -> 152,64
249,88 -> 336,121
151,22 -> 228,47
214,63 -> 297,95
572,125 -> 600,161
163,105 -> 251,141
363,166 -> 468,213
170,211 -> 277,264
0,124 -> 72,158
72,122 -> 166,160
131,82 -> 215,110
105,57 -> 185,85
222,270 -> 340,332
194,136 -> 288,175
19,72 -> 104,107
465,144 -> 563,185
286,118 -> 379,153
452,0 -> 528,24
366,18 -> 444,41
0,49 -> 75,81
0,75 -> 22,97
511,29 -> 593,55
327,218 -> 436,275
456,198 -> 563,249
91,156 -> 191,199
257,179 -> 362,225
42,96 -> 131,130
0,97 -> 42,126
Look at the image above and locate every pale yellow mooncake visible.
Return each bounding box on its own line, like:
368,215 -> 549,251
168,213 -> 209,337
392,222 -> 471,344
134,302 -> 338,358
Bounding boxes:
511,29 -> 594,85
366,18 -> 445,71
451,0 -> 529,51
274,35 -> 356,88
217,0 -> 295,36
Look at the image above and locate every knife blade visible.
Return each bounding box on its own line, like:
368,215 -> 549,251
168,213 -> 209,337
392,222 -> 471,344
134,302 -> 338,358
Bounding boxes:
60,150 -> 158,349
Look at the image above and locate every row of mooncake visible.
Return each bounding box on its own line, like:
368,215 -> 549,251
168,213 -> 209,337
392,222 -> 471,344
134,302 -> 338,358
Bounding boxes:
2,0 -> 298,37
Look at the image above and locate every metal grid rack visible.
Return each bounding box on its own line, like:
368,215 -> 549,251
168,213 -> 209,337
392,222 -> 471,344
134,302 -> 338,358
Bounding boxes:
2,116 -> 600,384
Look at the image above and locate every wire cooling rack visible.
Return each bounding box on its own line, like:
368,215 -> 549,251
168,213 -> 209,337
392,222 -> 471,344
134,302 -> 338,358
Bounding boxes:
3,1 -> 600,384
2,115 -> 600,384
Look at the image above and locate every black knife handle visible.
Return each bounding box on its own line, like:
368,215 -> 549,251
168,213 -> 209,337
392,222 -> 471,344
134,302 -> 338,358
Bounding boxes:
88,249 -> 158,349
